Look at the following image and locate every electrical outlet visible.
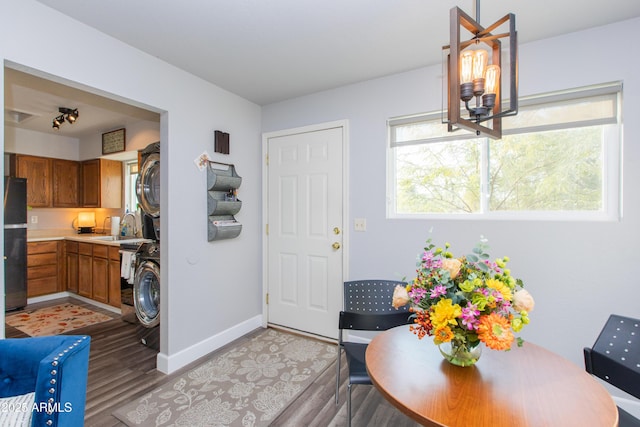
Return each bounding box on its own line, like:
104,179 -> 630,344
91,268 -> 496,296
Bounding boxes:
30,215 -> 38,224
354,218 -> 366,232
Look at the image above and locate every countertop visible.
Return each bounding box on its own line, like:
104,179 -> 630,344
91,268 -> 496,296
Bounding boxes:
27,229 -> 151,246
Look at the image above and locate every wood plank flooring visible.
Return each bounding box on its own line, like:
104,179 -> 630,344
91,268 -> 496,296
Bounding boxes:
5,297 -> 421,426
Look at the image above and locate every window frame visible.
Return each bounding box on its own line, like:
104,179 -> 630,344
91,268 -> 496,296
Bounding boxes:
387,82 -> 622,221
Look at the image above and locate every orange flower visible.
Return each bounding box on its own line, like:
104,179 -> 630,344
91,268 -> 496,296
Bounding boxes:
477,313 -> 514,350
433,325 -> 454,344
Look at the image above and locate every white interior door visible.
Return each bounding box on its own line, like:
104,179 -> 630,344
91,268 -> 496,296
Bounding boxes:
265,123 -> 346,339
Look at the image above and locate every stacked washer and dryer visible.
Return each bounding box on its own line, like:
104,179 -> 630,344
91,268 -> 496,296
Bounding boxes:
122,142 -> 161,351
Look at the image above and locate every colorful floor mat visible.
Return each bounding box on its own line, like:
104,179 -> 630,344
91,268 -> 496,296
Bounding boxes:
5,303 -> 114,336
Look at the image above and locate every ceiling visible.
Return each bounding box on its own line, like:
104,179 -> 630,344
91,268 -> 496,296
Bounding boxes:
6,0 -> 640,139
4,68 -> 160,140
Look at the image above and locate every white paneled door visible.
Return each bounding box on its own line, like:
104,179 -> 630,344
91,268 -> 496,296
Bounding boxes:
265,124 -> 346,339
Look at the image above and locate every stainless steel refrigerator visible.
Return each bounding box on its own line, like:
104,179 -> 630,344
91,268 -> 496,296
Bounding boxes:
4,176 -> 27,311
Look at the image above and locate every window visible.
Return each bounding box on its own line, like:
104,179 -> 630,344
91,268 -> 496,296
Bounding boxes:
124,160 -> 138,213
388,82 -> 622,220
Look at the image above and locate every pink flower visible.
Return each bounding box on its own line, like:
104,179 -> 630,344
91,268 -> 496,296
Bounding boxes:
408,287 -> 427,304
461,303 -> 480,330
430,285 -> 447,299
392,285 -> 410,309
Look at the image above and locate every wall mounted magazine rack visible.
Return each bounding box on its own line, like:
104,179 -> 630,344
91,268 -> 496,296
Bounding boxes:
207,161 -> 242,241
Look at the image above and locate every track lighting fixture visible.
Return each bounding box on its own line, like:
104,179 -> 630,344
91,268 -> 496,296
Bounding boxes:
52,107 -> 79,130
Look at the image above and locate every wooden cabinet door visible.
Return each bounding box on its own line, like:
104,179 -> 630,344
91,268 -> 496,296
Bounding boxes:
82,159 -> 101,207
16,155 -> 51,207
100,159 -> 123,209
52,159 -> 80,207
78,243 -> 93,297
65,241 -> 79,293
82,159 -> 122,208
92,256 -> 109,303
108,246 -> 121,308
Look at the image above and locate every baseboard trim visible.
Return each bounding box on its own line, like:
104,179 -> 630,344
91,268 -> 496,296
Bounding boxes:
27,292 -> 121,314
156,315 -> 262,374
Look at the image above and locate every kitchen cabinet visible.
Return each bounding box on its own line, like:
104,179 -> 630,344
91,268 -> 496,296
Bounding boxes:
12,154 -> 81,208
52,159 -> 80,207
78,243 -> 93,298
92,244 -> 109,303
108,246 -> 121,307
14,155 -> 52,207
27,240 -> 63,297
72,241 -> 120,307
65,241 -> 79,293
82,159 -> 122,208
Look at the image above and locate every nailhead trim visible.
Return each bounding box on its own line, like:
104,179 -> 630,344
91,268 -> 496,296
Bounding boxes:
41,336 -> 89,426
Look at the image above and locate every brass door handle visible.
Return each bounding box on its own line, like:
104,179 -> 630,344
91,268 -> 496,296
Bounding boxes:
332,242 -> 341,250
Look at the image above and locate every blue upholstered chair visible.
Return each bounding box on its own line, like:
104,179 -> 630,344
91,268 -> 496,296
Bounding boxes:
0,335 -> 91,427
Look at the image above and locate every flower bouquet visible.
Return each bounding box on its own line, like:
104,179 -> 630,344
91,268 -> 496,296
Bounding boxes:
392,236 -> 534,366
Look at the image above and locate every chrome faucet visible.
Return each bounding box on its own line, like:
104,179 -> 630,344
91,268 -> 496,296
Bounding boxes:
120,212 -> 138,236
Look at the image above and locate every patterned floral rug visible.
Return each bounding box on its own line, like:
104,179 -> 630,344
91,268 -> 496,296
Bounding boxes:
5,303 -> 114,336
113,328 -> 336,427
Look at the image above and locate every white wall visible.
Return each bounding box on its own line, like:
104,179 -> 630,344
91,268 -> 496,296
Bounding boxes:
1,0 -> 263,374
263,17 -> 640,378
5,127 -> 80,159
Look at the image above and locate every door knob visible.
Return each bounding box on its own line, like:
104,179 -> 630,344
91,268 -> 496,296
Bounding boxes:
332,242 -> 341,250
333,227 -> 341,235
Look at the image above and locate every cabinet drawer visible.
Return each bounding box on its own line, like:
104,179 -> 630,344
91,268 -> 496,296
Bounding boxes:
92,244 -> 108,258
65,241 -> 78,253
27,252 -> 57,267
27,276 -> 58,297
27,241 -> 58,254
108,246 -> 120,260
78,242 -> 93,256
27,264 -> 57,280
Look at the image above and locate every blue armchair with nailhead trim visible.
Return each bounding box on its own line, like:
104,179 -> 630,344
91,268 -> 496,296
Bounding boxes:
0,335 -> 91,427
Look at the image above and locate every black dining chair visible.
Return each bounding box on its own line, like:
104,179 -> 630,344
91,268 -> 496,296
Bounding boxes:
335,279 -> 410,426
584,314 -> 640,427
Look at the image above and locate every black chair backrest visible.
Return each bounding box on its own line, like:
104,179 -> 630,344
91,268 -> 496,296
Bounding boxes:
339,311 -> 410,332
584,314 -> 640,400
343,280 -> 408,313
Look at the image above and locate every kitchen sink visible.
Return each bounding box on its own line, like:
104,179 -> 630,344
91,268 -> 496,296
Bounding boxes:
89,235 -> 149,243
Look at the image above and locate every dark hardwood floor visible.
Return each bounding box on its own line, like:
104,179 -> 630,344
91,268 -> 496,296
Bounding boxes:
5,297 -> 421,426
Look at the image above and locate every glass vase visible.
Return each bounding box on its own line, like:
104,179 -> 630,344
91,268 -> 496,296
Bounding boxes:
438,340 -> 482,367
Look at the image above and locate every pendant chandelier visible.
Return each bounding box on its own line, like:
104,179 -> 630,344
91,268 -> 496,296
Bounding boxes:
444,0 -> 518,139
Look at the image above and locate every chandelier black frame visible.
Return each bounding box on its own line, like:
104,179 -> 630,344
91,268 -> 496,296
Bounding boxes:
444,3 -> 518,139
52,107 -> 79,130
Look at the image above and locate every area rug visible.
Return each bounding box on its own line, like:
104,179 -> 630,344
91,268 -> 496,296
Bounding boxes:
5,303 -> 113,336
113,328 -> 337,427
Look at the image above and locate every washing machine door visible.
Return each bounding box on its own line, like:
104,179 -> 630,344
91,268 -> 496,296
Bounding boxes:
133,260 -> 160,328
136,153 -> 160,217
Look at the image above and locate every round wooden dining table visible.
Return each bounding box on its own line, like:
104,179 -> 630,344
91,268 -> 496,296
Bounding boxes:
366,325 -> 618,427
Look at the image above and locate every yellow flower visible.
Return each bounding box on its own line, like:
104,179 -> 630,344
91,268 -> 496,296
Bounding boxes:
430,298 -> 461,329
486,278 -> 513,301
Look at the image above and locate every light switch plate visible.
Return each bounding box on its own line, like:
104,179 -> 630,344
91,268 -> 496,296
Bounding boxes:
354,218 -> 366,232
